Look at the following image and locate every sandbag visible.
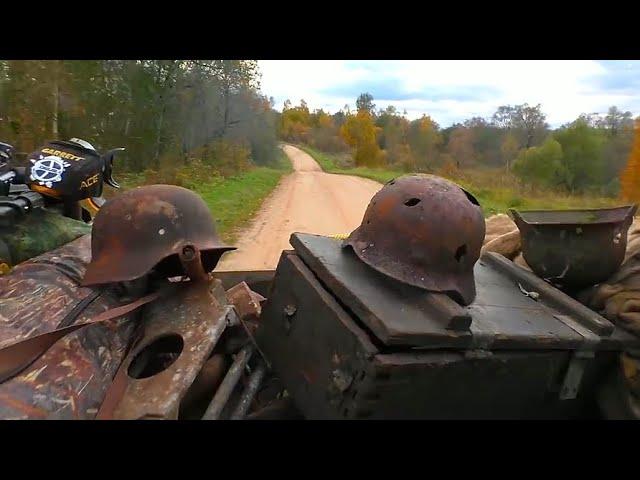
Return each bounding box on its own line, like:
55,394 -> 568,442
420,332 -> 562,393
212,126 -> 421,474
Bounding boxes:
0,234 -> 137,419
481,229 -> 521,260
483,214 -> 517,244
581,238 -> 640,336
483,214 -> 530,269
624,217 -> 640,264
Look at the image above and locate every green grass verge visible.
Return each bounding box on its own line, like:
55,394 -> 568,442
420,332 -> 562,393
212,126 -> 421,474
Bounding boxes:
298,145 -> 403,183
297,144 -> 618,217
297,145 -> 342,172
114,148 -> 292,242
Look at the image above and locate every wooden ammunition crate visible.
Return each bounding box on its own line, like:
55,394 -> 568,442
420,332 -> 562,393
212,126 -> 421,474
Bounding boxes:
256,233 -> 640,419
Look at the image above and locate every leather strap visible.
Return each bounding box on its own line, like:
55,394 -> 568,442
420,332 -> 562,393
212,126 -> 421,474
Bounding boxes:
95,325 -> 146,420
0,290 -> 162,384
57,290 -> 103,329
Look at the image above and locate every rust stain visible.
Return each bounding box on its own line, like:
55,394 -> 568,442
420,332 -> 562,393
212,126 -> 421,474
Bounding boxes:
0,392 -> 48,418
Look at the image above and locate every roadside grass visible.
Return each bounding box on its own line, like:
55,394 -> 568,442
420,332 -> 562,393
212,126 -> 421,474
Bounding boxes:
298,144 -> 619,216
110,148 -> 292,242
298,144 -> 404,183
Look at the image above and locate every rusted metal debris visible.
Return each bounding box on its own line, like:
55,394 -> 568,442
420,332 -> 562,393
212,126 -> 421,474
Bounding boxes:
179,353 -> 230,418
343,174 -> 485,306
99,273 -> 272,420
202,344 -> 254,420
101,277 -> 231,420
226,281 -> 266,322
230,360 -> 267,420
510,205 -> 637,291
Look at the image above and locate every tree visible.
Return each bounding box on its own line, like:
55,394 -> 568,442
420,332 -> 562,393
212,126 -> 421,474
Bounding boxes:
554,119 -> 606,193
0,60 -> 276,173
515,104 -> 548,148
375,106 -> 412,168
356,93 -> 376,116
407,115 -> 442,170
512,138 -> 565,189
492,105 -> 515,129
620,118 -> 640,202
279,99 -> 311,142
500,133 -> 520,170
447,127 -> 475,168
376,105 -> 407,149
492,103 -> 548,149
307,108 -> 347,153
463,117 -> 489,129
602,106 -> 634,137
576,112 -> 602,128
340,110 -> 383,167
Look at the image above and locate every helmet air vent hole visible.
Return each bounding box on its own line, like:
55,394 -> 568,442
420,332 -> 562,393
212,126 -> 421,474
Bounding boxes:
455,244 -> 467,262
404,198 -> 421,207
462,189 -> 480,206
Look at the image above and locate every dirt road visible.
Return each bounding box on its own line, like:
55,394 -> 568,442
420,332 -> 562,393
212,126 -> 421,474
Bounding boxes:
216,145 -> 382,271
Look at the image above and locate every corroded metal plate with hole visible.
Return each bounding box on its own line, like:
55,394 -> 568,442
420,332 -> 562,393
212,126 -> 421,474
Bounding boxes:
108,279 -> 229,419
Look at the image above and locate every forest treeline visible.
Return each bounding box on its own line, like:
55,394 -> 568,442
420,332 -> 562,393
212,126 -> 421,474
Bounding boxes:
0,60 -> 279,180
278,93 -> 639,197
2,62 -> 639,201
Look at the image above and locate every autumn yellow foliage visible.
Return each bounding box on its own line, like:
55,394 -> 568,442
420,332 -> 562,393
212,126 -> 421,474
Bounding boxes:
340,111 -> 383,167
621,119 -> 640,202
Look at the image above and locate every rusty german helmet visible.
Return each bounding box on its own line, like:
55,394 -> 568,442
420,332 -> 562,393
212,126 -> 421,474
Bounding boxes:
82,184 -> 236,286
343,174 -> 485,305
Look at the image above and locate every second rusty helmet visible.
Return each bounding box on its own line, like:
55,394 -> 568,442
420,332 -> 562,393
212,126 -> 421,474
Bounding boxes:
82,184 -> 236,286
343,174 -> 485,305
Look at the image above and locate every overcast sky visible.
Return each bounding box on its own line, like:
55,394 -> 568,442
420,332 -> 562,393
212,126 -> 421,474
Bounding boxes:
258,60 -> 640,128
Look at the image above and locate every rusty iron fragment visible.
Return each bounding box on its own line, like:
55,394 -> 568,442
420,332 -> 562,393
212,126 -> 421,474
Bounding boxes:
179,354 -> 230,419
0,234 -> 138,419
104,277 -> 231,420
343,174 -> 485,306
230,360 -> 267,420
226,281 -> 265,322
223,281 -> 270,368
202,344 -> 253,420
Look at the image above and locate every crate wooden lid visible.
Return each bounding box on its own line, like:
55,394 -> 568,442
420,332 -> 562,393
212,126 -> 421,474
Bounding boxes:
290,233 -> 640,350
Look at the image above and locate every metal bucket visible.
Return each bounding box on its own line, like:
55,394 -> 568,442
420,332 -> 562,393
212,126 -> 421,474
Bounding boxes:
509,205 -> 638,291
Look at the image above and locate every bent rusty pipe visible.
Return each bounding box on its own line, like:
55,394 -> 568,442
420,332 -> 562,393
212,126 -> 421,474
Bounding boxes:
179,245 -> 208,283
202,344 -> 253,420
229,360 -> 267,420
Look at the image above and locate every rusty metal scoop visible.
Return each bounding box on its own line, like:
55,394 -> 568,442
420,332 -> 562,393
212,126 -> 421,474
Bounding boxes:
509,205 -> 638,291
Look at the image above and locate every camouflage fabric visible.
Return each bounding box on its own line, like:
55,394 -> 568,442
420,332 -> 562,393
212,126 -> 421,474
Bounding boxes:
0,208 -> 91,270
0,234 -> 138,419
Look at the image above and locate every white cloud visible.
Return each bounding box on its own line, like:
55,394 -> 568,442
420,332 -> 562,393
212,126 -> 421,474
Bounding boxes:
258,60 -> 640,127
